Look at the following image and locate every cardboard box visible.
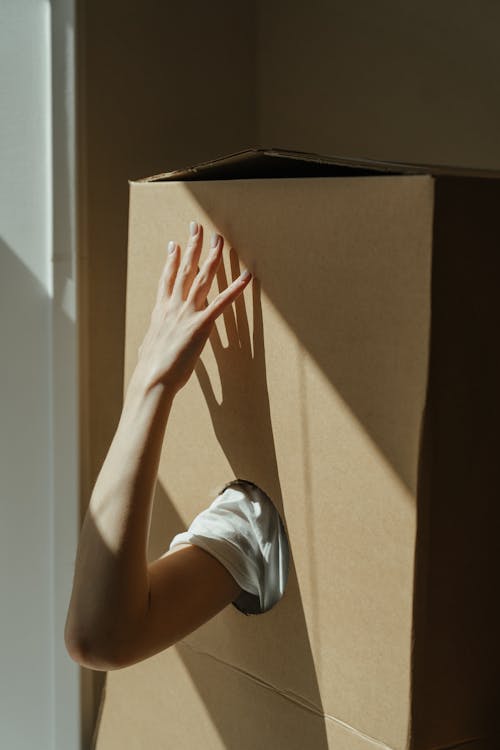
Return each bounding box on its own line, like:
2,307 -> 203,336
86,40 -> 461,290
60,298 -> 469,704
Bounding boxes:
95,148 -> 500,749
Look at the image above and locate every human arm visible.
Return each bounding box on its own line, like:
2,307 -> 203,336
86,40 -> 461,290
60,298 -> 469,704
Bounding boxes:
64,221 -> 251,671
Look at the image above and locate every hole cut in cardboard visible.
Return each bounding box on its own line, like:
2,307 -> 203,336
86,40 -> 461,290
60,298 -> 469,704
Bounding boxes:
169,477 -> 291,617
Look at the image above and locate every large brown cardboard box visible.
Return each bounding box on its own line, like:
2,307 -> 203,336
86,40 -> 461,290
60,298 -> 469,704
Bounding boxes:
94,149 -> 500,750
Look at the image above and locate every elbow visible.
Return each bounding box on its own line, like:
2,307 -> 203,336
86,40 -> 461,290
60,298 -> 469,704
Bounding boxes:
64,623 -> 128,672
64,630 -> 109,671
64,634 -> 95,670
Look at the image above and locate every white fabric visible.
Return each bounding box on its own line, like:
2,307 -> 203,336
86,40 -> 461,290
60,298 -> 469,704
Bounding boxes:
168,479 -> 290,615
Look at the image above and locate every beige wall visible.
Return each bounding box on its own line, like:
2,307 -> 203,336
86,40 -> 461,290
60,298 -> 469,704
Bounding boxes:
258,1 -> 500,169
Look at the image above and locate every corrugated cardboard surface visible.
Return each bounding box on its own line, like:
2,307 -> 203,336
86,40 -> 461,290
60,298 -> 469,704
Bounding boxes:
96,174 -> 435,749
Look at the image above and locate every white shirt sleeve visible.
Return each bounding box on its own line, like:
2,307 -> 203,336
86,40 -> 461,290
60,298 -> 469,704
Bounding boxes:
168,479 -> 290,615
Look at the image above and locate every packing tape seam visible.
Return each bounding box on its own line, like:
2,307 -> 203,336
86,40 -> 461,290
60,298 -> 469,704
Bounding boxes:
177,639 -> 396,750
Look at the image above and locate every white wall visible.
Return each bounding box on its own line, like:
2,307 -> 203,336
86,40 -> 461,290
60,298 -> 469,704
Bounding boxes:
0,1 -> 79,748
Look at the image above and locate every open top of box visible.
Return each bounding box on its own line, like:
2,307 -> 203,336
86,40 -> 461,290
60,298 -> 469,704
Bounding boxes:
136,146 -> 500,182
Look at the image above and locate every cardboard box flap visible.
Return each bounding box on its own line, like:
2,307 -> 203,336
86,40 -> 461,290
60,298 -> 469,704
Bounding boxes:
135,146 -> 500,182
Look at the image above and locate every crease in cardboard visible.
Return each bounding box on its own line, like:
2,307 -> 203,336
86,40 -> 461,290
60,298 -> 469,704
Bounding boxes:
178,640 -> 395,750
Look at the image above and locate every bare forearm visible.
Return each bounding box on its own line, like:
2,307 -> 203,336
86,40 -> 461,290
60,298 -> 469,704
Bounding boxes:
65,221 -> 251,669
65,366 -> 176,656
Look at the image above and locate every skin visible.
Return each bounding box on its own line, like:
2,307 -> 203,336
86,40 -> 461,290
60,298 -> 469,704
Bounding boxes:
64,220 -> 252,671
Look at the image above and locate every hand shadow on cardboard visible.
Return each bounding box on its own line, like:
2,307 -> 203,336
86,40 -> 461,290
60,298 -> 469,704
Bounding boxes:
195,250 -> 286,513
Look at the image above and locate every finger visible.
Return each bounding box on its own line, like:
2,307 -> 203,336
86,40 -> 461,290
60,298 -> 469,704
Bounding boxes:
201,298 -> 225,358
204,270 -> 252,324
229,247 -> 251,352
156,241 -> 180,304
172,221 -> 204,301
209,318 -> 224,359
187,233 -> 223,310
216,248 -> 239,348
165,242 -> 181,296
194,358 -> 219,412
252,275 -> 263,365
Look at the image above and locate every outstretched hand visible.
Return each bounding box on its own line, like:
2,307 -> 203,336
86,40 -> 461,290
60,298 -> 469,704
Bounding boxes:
135,220 -> 252,395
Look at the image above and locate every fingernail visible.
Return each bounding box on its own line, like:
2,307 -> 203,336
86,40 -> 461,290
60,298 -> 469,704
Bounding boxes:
241,269 -> 251,280
190,220 -> 198,236
210,231 -> 220,248
168,240 -> 176,253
